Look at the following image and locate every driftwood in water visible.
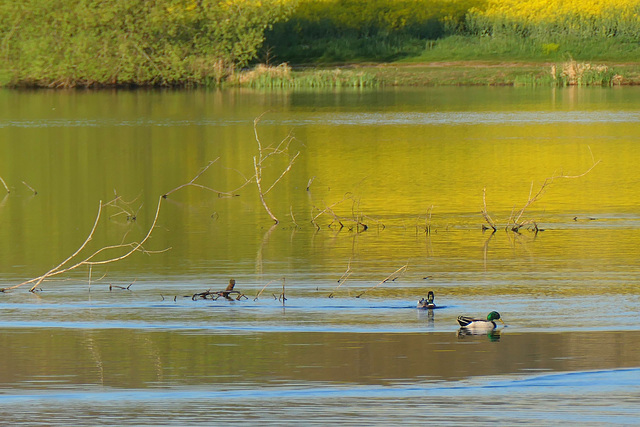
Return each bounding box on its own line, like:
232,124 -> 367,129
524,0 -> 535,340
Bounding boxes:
191,279 -> 247,301
109,280 -> 135,291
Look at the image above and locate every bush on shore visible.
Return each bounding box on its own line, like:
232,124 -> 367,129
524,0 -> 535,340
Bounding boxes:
0,0 -> 294,88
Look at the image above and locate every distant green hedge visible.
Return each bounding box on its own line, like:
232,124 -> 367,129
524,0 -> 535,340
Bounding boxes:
0,0 -> 295,87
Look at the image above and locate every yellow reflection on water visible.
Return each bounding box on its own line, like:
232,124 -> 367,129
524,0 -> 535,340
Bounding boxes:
0,87 -> 639,291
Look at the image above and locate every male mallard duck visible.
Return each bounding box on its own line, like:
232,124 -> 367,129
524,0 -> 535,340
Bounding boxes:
457,311 -> 505,330
417,291 -> 435,309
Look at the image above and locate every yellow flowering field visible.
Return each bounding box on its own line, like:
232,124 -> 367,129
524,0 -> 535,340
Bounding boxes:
284,0 -> 640,39
467,0 -> 640,38
287,0 -> 482,34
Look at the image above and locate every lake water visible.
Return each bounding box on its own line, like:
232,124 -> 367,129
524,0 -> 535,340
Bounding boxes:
1,86 -> 640,425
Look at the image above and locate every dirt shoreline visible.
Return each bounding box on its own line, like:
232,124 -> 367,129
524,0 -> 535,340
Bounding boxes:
295,61 -> 640,86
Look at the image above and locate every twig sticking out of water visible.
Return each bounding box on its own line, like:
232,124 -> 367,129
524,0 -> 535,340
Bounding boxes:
510,160 -> 600,232
482,155 -> 600,233
290,206 -> 300,227
329,260 -> 352,298
481,188 -> 497,232
306,176 -> 316,191
311,193 -> 376,232
418,205 -> 435,234
109,280 -> 135,291
0,176 -> 9,193
22,181 -> 37,195
280,278 -> 286,304
254,277 -> 285,301
355,264 -> 408,298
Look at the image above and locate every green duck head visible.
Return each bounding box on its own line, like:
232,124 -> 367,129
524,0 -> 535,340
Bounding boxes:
487,311 -> 505,325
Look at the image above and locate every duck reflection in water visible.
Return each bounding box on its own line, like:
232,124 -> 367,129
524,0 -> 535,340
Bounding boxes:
457,328 -> 502,342
417,291 -> 437,328
456,311 -> 506,342
417,306 -> 435,327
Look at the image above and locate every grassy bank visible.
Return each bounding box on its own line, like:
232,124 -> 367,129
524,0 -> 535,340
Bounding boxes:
232,59 -> 640,88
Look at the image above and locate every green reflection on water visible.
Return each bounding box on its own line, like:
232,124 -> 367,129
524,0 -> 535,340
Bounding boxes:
1,329 -> 639,389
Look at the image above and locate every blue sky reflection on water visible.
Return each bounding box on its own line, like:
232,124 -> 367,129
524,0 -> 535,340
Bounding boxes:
0,369 -> 638,426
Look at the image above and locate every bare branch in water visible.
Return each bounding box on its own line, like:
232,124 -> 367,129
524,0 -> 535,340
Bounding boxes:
0,176 -> 9,193
329,260 -> 353,298
254,278 -> 285,301
110,279 -> 136,291
482,156 -> 601,233
311,193 -> 373,232
163,158 -> 237,198
252,114 -> 300,224
22,181 -> 37,195
306,176 -> 316,191
356,264 -> 408,298
511,159 -> 601,231
481,188 -> 497,232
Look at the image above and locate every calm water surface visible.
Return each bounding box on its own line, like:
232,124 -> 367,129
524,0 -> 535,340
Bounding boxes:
1,86 -> 640,425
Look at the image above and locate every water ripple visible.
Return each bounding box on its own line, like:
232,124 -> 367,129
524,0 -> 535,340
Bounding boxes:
1,111 -> 639,128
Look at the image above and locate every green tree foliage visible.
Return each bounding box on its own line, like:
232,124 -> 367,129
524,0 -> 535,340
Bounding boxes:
0,0 -> 295,87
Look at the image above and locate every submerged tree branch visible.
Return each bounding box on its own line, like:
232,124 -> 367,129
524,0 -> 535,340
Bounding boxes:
482,157 -> 601,233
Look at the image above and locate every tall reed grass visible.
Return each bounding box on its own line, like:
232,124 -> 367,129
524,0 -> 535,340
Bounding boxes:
230,63 -> 379,88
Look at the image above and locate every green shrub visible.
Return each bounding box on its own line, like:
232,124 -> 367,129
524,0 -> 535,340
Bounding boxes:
0,0 -> 295,87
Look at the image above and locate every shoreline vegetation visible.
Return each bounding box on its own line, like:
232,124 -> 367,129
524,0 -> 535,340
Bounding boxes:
2,0 -> 640,89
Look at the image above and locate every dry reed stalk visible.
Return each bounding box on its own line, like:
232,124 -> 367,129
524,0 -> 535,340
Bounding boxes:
481,188 -> 497,232
0,176 -> 9,193
306,176 -> 316,191
280,278 -> 286,304
329,260 -> 352,298
290,206 -> 299,227
355,264 -> 408,298
254,278 -> 284,301
425,205 -> 435,234
237,63 -> 292,85
22,181 -> 37,195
